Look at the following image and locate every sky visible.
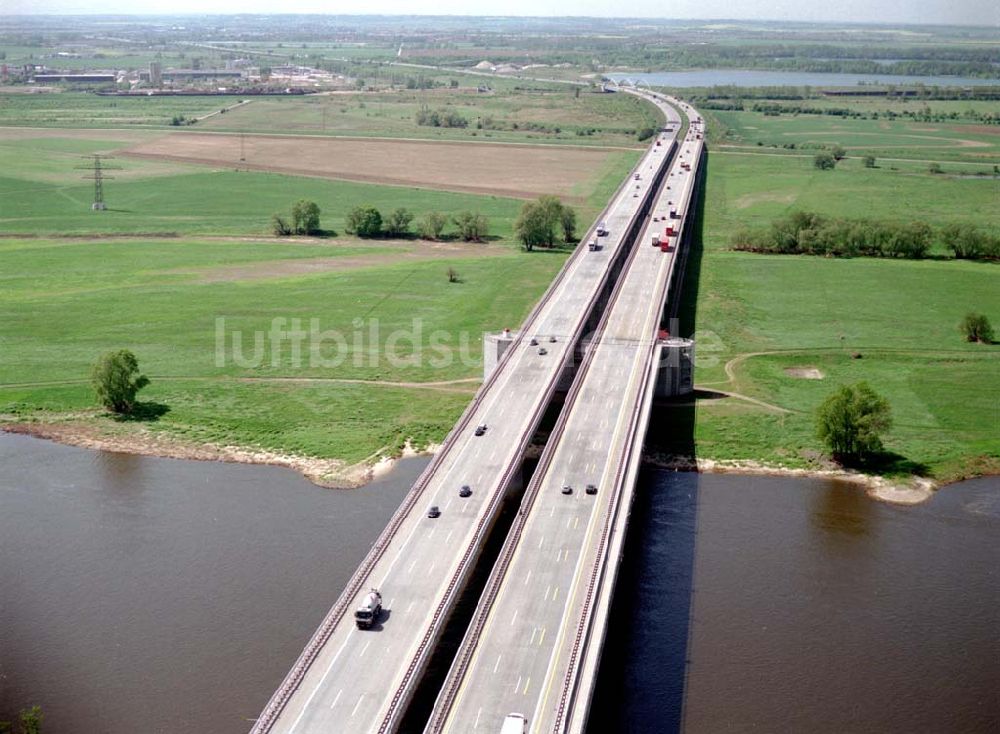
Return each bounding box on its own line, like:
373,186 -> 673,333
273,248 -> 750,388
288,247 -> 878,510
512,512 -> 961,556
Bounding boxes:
3,0 -> 998,26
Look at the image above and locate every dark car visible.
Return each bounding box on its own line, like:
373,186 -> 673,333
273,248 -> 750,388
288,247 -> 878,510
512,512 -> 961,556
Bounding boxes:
549,336 -> 557,343
538,347 -> 548,356
529,338 -> 538,346
585,484 -> 598,495
459,485 -> 472,498
474,424 -> 487,436
427,505 -> 441,518
561,485 -> 573,495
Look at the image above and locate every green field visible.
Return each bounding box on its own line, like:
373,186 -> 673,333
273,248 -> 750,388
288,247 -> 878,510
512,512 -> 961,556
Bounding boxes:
671,102 -> 1000,483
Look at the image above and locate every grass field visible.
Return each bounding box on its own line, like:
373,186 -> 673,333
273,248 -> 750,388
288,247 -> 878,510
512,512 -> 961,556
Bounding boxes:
670,103 -> 1000,483
0,237 -> 569,463
711,108 -> 1000,166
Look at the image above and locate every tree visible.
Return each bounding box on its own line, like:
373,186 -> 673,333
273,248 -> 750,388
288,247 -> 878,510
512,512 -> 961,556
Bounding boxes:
18,707 -> 43,734
816,382 -> 893,465
92,350 -> 150,415
863,155 -> 876,168
291,200 -> 321,235
515,201 -> 552,252
384,208 -> 414,237
453,211 -> 489,242
831,144 -> 847,161
270,213 -> 292,236
559,205 -> 577,243
813,152 -> 836,170
928,162 -> 943,175
960,313 -> 994,343
446,266 -> 459,283
418,211 -> 448,240
637,127 -> 656,142
345,206 -> 382,238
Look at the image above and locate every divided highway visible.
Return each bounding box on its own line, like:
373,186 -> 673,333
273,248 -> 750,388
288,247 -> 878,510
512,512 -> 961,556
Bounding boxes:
426,93 -> 704,734
252,92 -> 685,734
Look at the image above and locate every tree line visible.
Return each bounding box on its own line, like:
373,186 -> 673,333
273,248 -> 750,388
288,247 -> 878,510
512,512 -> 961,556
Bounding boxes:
732,211 -> 1000,261
271,200 -> 489,241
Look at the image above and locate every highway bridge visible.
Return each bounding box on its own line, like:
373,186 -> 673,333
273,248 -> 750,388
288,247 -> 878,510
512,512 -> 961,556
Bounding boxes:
251,91 -> 703,734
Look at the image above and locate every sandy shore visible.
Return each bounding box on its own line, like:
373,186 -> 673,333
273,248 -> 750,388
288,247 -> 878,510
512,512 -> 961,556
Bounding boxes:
4,419 -> 940,502
2,420 -> 439,489
645,455 -> 937,505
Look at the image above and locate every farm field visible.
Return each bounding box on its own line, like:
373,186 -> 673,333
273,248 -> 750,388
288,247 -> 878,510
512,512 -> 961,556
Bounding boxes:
197,88 -> 661,147
669,101 -> 1000,483
122,131 -> 638,201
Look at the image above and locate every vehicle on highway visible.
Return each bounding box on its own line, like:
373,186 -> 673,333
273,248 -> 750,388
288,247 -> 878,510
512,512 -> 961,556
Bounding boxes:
501,713 -> 528,734
561,485 -> 573,495
354,589 -> 382,630
538,347 -> 548,355
529,337 -> 538,346
459,485 -> 472,498
549,336 -> 557,343
585,484 -> 598,495
427,505 -> 441,518
588,238 -> 600,251
474,424 -> 488,436
596,221 -> 608,237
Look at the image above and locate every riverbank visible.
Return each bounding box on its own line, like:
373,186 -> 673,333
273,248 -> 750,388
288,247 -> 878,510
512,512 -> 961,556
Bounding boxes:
2,419 -> 440,489
644,453 -> 939,505
6,416 -> 961,505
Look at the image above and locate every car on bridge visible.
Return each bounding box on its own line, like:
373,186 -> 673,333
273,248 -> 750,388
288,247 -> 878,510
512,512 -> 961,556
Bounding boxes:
459,485 -> 472,498
474,424 -> 488,436
427,505 -> 441,518
354,589 -> 382,630
501,713 -> 528,734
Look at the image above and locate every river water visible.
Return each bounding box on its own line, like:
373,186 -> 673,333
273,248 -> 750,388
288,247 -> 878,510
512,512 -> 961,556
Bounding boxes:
2,434 -> 998,732
592,470 -> 1000,733
608,69 -> 1000,88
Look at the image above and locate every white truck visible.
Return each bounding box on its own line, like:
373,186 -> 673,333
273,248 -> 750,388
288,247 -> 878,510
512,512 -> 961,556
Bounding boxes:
596,221 -> 608,237
354,589 -> 382,629
500,713 -> 527,734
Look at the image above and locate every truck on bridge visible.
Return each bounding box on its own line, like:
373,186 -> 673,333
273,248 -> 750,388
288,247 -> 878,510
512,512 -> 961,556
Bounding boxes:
354,589 -> 382,629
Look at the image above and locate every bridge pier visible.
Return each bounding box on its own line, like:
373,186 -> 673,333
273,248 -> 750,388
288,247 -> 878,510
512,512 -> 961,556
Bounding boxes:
654,338 -> 695,397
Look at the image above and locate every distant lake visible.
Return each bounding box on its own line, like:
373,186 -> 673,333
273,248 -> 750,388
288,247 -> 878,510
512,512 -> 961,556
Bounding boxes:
608,69 -> 1000,89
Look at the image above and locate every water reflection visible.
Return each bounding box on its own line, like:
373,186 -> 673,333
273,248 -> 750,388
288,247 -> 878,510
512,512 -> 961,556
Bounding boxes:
811,480 -> 873,538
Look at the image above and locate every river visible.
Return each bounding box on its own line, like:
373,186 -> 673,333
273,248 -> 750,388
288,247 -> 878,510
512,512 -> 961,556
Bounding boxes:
592,470 -> 1000,733
1,434 -> 997,732
608,69 -> 1000,88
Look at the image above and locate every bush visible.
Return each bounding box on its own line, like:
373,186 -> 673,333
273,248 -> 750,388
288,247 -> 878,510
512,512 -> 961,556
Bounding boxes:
453,211 -> 489,242
345,206 -> 382,238
816,382 -> 893,465
384,208 -> 414,237
814,152 -> 836,170
960,313 -> 994,343
928,162 -> 943,174
418,211 -> 448,240
831,144 -> 847,161
415,107 -> 468,128
92,350 -> 150,415
637,127 -> 656,142
863,155 -> 876,168
271,213 -> 292,236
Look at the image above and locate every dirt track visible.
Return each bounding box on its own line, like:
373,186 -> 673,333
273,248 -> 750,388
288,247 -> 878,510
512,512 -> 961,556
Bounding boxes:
121,132 -> 619,201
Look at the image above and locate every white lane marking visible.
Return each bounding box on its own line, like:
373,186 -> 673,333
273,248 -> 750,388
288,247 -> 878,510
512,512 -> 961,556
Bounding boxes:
538,535 -> 545,549
388,598 -> 395,610
407,559 -> 418,574
574,516 -> 580,530
552,586 -> 560,601
427,527 -> 436,539
287,632 -> 354,732
350,694 -> 365,718
550,505 -> 555,517
444,496 -> 454,511
565,515 -> 572,529
446,529 -> 454,544
514,675 -> 522,695
358,640 -> 371,659
524,569 -> 532,585
493,653 -> 503,674
406,600 -> 415,614
530,627 -> 537,645
544,585 -> 551,601
522,677 -> 531,695
474,707 -> 482,729
538,627 -> 546,646
429,560 -> 437,574
510,608 -> 518,626
330,689 -> 342,709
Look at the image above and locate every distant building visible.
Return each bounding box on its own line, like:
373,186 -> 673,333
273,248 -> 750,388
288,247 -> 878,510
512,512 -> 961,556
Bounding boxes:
149,61 -> 162,87
162,69 -> 243,81
32,73 -> 115,84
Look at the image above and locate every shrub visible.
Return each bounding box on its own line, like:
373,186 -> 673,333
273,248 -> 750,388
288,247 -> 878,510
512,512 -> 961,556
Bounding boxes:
384,208 -> 414,238
271,213 -> 292,236
291,199 -> 321,235
813,152 -> 836,170
453,211 -> 489,242
863,155 -> 876,168
960,313 -> 994,343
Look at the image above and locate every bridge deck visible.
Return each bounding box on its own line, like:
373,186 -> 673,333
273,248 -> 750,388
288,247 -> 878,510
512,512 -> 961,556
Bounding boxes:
428,95 -> 704,734
254,94 -> 685,734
